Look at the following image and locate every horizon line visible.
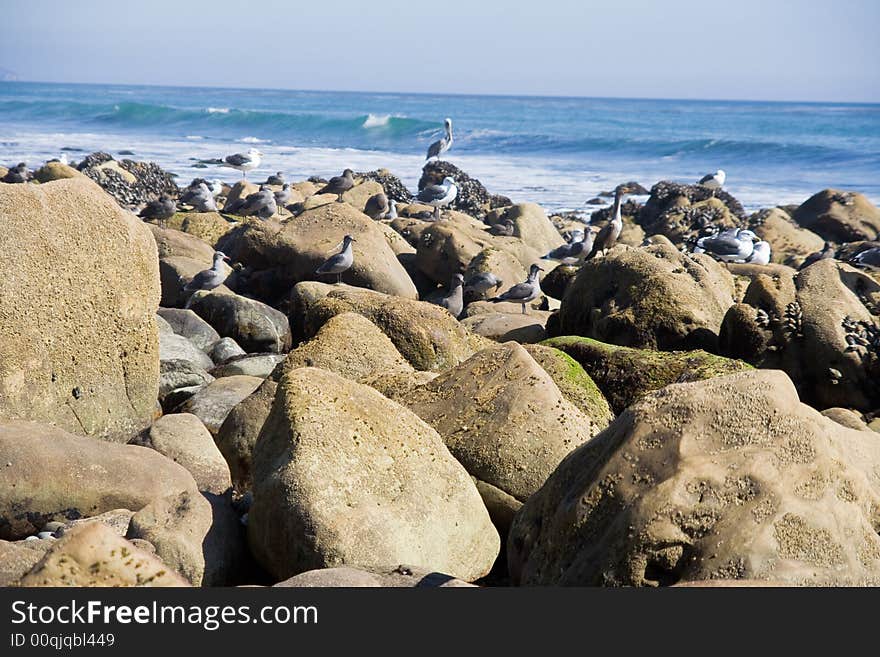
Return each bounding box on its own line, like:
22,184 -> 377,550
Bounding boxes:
3,77 -> 879,107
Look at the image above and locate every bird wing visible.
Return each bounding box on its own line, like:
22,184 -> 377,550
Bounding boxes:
224,153 -> 251,166
316,253 -> 345,274
498,282 -> 534,301
697,173 -> 715,185
696,234 -> 743,256
417,184 -> 445,202
426,139 -> 443,159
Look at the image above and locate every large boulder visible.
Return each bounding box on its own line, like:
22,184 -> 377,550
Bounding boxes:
558,244 -> 736,351
543,336 -> 752,413
188,289 -> 291,353
0,420 -> 199,541
792,189 -> 880,243
509,370 -> 880,586
397,342 -> 602,502
719,259 -> 880,411
248,367 -> 500,581
216,204 -> 418,302
275,565 -> 473,588
0,177 -> 160,440
18,522 -> 190,587
148,223 -> 216,263
289,283 -> 488,372
33,161 -> 81,183
157,308 -> 221,352
280,312 -> 413,381
461,313 -> 547,344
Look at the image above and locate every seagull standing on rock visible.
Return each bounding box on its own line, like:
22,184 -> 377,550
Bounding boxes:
543,227 -> 595,264
1,162 -> 29,183
274,183 -> 292,209
426,118 -> 453,161
464,271 -> 504,299
694,228 -> 758,262
184,251 -> 231,296
138,195 -> 176,221
492,264 -> 544,315
386,199 -> 398,219
318,169 -> 356,202
236,185 -> 277,219
222,148 -> 262,179
316,235 -> 356,284
266,171 -> 285,185
588,186 -> 626,259
179,182 -> 217,212
417,176 -> 458,216
434,273 -> 465,318
697,169 -> 726,197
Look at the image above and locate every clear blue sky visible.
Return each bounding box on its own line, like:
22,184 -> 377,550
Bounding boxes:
1,0 -> 878,102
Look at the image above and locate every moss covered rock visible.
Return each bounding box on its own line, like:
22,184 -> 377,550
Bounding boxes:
542,335 -> 752,413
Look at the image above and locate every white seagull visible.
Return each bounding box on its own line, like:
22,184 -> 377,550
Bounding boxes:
697,169 -> 726,194
695,228 -> 758,262
426,118 -> 453,161
222,148 -> 262,179
417,176 -> 458,214
744,240 -> 771,265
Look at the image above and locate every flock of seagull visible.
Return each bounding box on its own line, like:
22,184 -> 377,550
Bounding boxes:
7,116 -> 878,317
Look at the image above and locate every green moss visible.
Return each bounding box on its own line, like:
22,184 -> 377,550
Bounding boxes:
541,335 -> 752,414
523,344 -> 614,429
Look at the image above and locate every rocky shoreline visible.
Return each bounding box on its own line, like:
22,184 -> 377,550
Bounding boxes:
1,152 -> 880,587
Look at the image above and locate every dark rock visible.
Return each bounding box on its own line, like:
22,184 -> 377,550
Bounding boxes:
418,161 -> 510,219
356,169 -> 413,203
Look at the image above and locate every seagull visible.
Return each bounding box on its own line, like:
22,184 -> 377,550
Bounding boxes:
588,186 -> 626,258
744,240 -> 771,265
799,242 -> 835,270
138,195 -> 176,221
543,228 -> 595,264
433,273 -> 464,318
491,264 -> 544,314
235,185 -> 277,219
386,199 -> 398,219
266,171 -> 285,185
697,169 -> 726,197
316,235 -> 356,283
417,176 -> 457,210
426,118 -> 453,161
318,169 -> 355,202
274,183 -> 292,209
221,148 -> 262,179
207,179 -> 224,197
184,251 -> 231,294
695,228 -> 758,262
59,153 -> 70,166
464,271 -> 504,299
850,247 -> 880,271
1,162 -> 29,184
364,192 -> 390,219
179,182 -> 217,212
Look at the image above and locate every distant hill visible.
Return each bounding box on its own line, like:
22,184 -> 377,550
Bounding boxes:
0,68 -> 19,82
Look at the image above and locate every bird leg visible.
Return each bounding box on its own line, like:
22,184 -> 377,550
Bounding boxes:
337,273 -> 342,284
521,303 -> 527,315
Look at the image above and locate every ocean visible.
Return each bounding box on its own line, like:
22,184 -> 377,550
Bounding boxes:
2,81 -> 879,213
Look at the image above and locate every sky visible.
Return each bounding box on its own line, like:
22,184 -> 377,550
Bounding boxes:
1,0 -> 878,102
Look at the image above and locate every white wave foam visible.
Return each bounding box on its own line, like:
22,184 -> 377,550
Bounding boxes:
206,107 -> 229,114
238,136 -> 269,144
185,135 -> 203,140
363,114 -> 391,128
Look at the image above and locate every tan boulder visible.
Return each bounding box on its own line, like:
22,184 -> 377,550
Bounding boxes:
793,189 -> 880,243
149,223 -> 215,264
485,203 -> 564,254
399,342 -> 602,502
274,565 -> 474,588
461,312 -> 547,343
509,370 -> 880,586
18,522 -> 190,587
176,375 -> 264,436
558,243 -> 736,351
215,379 -> 277,490
751,208 -> 825,267
289,282 -> 488,371
248,367 -> 500,581
0,177 -> 159,440
216,203 -> 418,299
341,179 -> 385,212
0,420 -> 199,541
33,161 -> 81,183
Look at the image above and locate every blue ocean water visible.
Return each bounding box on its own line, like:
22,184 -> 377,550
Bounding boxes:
2,81 -> 879,212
